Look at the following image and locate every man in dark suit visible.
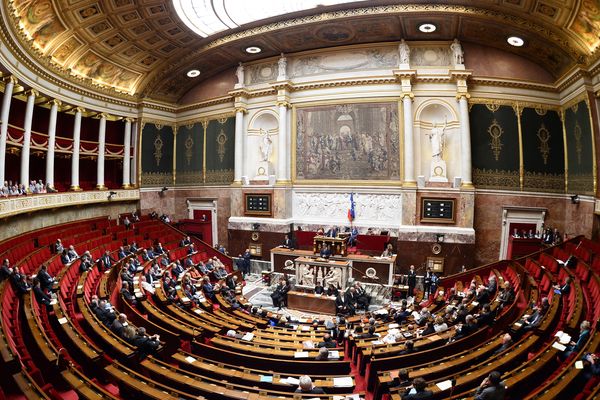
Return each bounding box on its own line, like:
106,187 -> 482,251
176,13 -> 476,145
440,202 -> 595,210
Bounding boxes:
202,277 -> 216,302
320,244 -> 332,259
407,265 -> 417,298
155,242 -> 166,255
282,234 -> 294,249
317,333 -> 336,348
99,251 -> 115,271
110,314 -> 128,338
562,320 -> 591,360
33,278 -> 52,310
1,259 -> 12,281
60,249 -> 73,265
402,377 -> 433,400
117,246 -> 127,260
180,236 -> 191,247
475,371 -> 506,400
326,226 -> 339,238
38,264 -> 55,291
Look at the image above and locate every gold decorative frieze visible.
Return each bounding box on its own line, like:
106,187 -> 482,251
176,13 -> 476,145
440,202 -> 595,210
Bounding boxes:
473,168 -> 519,190
205,169 -> 234,184
523,172 -> 564,193
140,172 -> 172,186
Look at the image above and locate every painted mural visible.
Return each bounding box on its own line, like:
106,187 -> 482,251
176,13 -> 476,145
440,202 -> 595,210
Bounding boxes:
12,0 -> 66,51
295,102 -> 400,181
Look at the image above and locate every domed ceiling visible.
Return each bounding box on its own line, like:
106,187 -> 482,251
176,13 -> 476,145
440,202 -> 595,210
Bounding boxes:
2,0 -> 599,104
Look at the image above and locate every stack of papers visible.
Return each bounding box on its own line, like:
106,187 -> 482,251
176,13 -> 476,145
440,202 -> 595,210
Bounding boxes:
57,317 -> 68,325
333,377 -> 353,387
554,331 -> 571,344
241,332 -> 254,341
436,380 -> 453,391
259,375 -> 273,382
552,342 -> 566,351
185,356 -> 197,363
328,350 -> 340,359
282,377 -> 300,385
294,351 -> 309,358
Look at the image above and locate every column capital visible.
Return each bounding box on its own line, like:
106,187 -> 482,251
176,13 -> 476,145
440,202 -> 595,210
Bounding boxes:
74,106 -> 86,114
401,92 -> 414,100
2,75 -> 18,85
456,93 -> 471,101
276,100 -> 291,108
49,99 -> 62,107
24,89 -> 39,98
95,112 -> 109,120
124,117 -> 135,123
235,106 -> 248,114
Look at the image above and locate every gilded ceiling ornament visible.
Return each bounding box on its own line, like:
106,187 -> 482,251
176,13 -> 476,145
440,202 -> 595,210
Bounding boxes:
485,104 -> 500,112
536,123 -> 551,165
153,134 -> 163,166
534,108 -> 547,116
487,119 -> 504,161
574,122 -> 583,165
571,103 -> 579,113
185,133 -> 194,166
216,129 -> 227,162
218,117 -> 228,125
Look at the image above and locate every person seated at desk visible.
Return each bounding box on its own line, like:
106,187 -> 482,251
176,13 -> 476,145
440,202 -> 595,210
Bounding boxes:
282,234 -> 294,249
326,283 -> 338,297
347,226 -> 358,247
326,226 -> 339,238
316,227 -> 325,236
381,243 -> 394,258
314,283 -> 325,295
320,244 -> 332,259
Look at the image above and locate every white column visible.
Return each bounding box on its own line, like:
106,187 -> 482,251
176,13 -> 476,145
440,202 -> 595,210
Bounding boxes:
20,90 -> 37,188
234,107 -> 245,183
402,93 -> 415,185
130,120 -> 138,186
458,95 -> 472,187
277,102 -> 289,181
0,76 -> 16,185
70,107 -> 83,190
96,113 -> 107,189
122,118 -> 132,188
45,100 -> 60,189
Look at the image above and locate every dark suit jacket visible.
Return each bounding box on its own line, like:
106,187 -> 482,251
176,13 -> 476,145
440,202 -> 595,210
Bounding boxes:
402,389 -> 434,399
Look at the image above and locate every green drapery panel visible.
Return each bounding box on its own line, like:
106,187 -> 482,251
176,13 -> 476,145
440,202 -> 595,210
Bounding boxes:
175,123 -> 204,186
565,100 -> 594,194
141,123 -> 174,187
205,117 -> 235,184
470,104 -> 520,190
521,108 -> 564,193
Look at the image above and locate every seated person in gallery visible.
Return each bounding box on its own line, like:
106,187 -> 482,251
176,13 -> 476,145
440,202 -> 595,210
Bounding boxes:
512,228 -> 520,238
327,283 -> 339,297
320,244 -> 332,259
366,227 -> 376,235
316,227 -> 325,236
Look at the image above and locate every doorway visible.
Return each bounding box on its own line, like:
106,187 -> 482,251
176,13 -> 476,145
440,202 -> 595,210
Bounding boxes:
187,199 -> 218,246
499,207 -> 546,260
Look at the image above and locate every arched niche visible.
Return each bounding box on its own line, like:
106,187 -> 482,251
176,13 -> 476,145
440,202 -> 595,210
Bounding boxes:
413,99 -> 460,183
245,109 -> 279,180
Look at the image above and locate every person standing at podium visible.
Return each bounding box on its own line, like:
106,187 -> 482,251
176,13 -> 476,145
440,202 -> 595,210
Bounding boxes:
282,234 -> 294,249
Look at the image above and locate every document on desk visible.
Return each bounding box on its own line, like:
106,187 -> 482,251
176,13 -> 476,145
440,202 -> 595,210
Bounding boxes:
333,377 -> 353,387
241,332 -> 254,341
185,356 -> 197,363
334,395 -> 360,400
552,341 -> 566,351
436,380 -> 453,391
259,375 -> 273,382
294,351 -> 309,358
285,377 -> 300,385
328,350 -> 340,359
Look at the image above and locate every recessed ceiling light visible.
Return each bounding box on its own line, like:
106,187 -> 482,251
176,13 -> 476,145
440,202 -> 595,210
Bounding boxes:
187,69 -> 200,78
418,23 -> 436,33
245,46 -> 262,54
507,36 -> 524,47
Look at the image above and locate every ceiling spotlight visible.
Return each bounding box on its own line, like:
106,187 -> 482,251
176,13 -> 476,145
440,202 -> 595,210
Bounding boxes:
418,23 -> 437,33
245,46 -> 262,54
187,69 -> 200,78
507,36 -> 524,47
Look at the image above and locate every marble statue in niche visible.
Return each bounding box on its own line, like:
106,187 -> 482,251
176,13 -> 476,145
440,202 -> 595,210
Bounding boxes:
235,62 -> 244,88
259,129 -> 273,162
277,53 -> 287,81
427,119 -> 449,182
450,39 -> 464,66
398,39 -> 410,66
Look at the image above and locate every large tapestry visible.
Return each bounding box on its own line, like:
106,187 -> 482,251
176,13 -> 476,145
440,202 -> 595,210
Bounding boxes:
295,102 -> 400,181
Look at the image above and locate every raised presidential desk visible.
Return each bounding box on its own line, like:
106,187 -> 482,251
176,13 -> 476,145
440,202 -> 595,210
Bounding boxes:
271,248 -> 396,286
313,235 -> 347,257
287,291 -> 337,315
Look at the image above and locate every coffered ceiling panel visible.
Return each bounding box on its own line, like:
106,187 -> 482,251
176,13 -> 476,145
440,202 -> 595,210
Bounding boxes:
3,0 -> 598,103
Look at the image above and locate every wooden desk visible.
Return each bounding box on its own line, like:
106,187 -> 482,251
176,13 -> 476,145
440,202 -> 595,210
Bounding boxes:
287,291 -> 336,315
314,235 -> 347,256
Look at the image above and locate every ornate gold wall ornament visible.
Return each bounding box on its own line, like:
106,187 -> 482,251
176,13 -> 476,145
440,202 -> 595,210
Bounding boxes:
487,119 -> 504,161
153,134 -> 163,166
184,133 -> 194,166
574,122 -> 583,165
485,104 -> 500,112
537,124 -> 551,165
571,103 -> 579,113
218,117 -> 228,125
216,129 -> 227,162
535,108 -> 547,116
